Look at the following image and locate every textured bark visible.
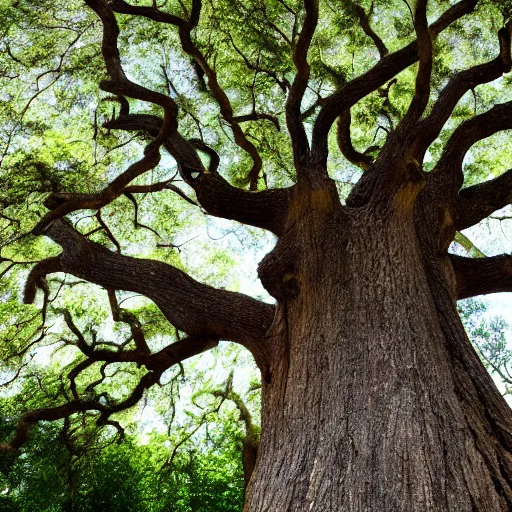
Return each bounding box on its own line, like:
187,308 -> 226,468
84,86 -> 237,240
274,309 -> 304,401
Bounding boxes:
243,173 -> 512,511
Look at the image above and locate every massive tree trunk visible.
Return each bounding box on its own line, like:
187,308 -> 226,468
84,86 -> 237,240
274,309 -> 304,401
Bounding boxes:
246,176 -> 512,511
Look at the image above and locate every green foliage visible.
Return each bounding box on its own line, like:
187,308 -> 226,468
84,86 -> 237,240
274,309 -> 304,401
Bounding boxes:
2,422 -> 245,512
460,299 -> 512,396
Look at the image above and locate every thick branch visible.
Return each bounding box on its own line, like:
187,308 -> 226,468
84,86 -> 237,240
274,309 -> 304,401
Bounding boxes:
109,0 -> 185,25
399,0 -> 432,127
311,0 -> 478,163
433,101 -> 512,195
443,101 -> 512,168
104,113 -> 292,235
455,169 -> 512,230
33,220 -> 274,363
195,174 -> 291,236
336,109 -> 374,170
286,0 -> 319,174
450,254 -> 512,299
24,257 -> 63,304
415,27 -> 511,154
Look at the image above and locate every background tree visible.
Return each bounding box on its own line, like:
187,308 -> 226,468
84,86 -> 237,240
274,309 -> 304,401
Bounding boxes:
0,407 -> 247,511
0,351 -> 256,510
2,0 -> 512,510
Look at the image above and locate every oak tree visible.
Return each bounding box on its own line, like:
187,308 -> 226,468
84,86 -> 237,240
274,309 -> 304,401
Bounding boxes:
2,0 -> 512,510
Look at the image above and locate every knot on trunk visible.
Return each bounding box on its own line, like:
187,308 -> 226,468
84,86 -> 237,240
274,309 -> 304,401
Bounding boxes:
393,161 -> 425,213
258,236 -> 299,301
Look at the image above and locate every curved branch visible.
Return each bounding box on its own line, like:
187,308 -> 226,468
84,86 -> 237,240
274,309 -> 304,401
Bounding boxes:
145,335 -> 219,372
0,400 -> 104,455
32,220 -> 274,366
455,169 -> 512,231
432,101 -> 512,195
85,0 -> 177,144
212,388 -> 259,490
311,0 -> 479,163
109,0 -> 185,25
415,26 -> 511,155
336,109 -> 374,170
351,1 -> 388,58
398,0 -> 432,127
24,257 -> 63,304
102,112 -> 204,176
110,0 -> 264,189
108,289 -> 150,353
450,254 -> 512,299
60,308 -> 218,372
189,138 -> 220,173
84,0 -> 175,120
104,113 -> 292,235
32,150 -> 162,235
1,358 -> 192,458
68,359 -> 96,400
335,79 -> 396,169
286,0 -> 319,175
32,0 -> 181,234
124,181 -> 198,207
232,112 -> 281,132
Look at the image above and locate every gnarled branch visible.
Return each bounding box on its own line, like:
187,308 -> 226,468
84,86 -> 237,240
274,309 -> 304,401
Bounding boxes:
60,307 -> 217,372
432,101 -> 512,196
351,1 -> 388,58
0,400 -> 105,455
398,0 -> 432,128
110,0 -> 264,189
104,112 -> 292,235
32,0 -> 180,234
24,257 -> 63,304
414,26 -> 511,156
108,289 -> 150,353
311,0 -> 479,163
336,109 -> 374,170
286,0 -> 319,175
28,220 -> 274,368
